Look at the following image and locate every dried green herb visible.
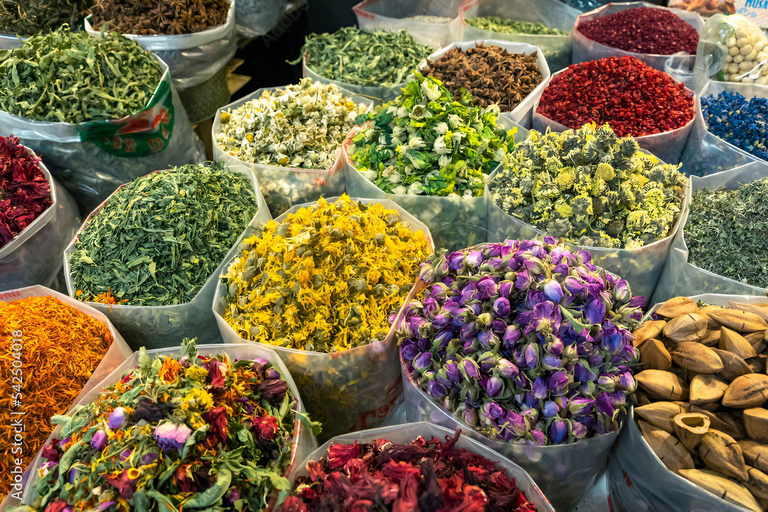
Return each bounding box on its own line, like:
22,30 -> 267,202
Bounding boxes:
0,0 -> 92,35
89,0 -> 230,36
70,161 -> 259,306
0,25 -> 162,123
466,16 -> 567,36
686,179 -> 768,288
290,26 -> 432,88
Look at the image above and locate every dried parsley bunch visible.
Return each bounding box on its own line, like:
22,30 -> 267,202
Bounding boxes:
70,162 -> 258,306
0,0 -> 92,35
0,26 -> 162,123
220,195 -> 431,353
349,72 -> 514,197
217,78 -> 368,170
686,179 -> 768,288
89,0 -> 230,36
489,124 -> 686,249
292,26 -> 432,87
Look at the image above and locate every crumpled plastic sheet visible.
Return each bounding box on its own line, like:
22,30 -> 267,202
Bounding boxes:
213,196 -> 434,441
236,0 -> 287,38
652,162 -> 768,303
62,165 -> 272,351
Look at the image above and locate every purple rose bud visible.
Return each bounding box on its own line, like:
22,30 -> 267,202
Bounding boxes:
532,376 -> 548,399
401,341 -> 418,361
493,297 -> 511,317
499,281 -> 513,298
412,352 -> 433,373
617,371 -> 636,392
486,376 -> 504,398
515,270 -> 532,290
431,312 -> 451,330
541,355 -> 562,371
598,374 -> 616,392
514,372 -> 530,388
445,361 -> 461,383
460,358 -> 480,380
496,358 -> 519,380
549,419 -> 570,444
548,371 -> 571,396
476,276 -> 498,300
507,411 -> 530,437
577,249 -> 592,264
108,407 -> 126,430
542,400 -> 560,418
543,280 -> 564,303
487,258 -> 505,271
91,430 -> 107,451
478,352 -> 498,373
447,251 -> 465,270
545,337 -> 564,356
613,279 -> 631,304
482,401 -> 505,419
524,391 -> 538,408
430,282 -> 452,300
596,393 -> 617,422
463,407 -> 479,426
585,299 -> 606,325
432,329 -> 453,350
465,250 -> 484,268
422,297 -> 438,319
492,319 -> 507,334
563,276 -> 586,295
572,420 -> 589,439
428,380 -> 448,399
523,343 -> 540,369
419,265 -> 435,284
568,397 -> 595,416
266,368 -> 281,380
502,324 -> 521,347
529,429 -> 547,446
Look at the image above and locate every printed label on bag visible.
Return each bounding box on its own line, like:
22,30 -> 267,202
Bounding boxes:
735,0 -> 768,28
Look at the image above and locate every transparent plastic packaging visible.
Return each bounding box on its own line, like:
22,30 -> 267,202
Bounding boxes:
62,165 -> 271,350
352,0 -> 469,49
608,293 -> 766,512
0,33 -> 21,49
652,163 -> 768,303
531,70 -> 696,165
460,0 -> 579,72
11,342 -> 316,509
0,149 -> 81,289
343,117 -> 524,252
0,284 -> 132,511
236,0 -> 287,38
213,196 -> 434,441
284,421 -> 554,512
572,2 -> 703,72
84,1 -> 237,90
212,85 -> 373,217
0,59 -> 205,212
421,40 -> 551,129
680,80 -> 768,177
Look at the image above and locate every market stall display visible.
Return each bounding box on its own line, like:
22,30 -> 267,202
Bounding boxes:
214,78 -> 371,216
610,295 -> 768,512
398,238 -> 644,509
668,0 -> 734,16
0,0 -> 92,49
215,195 -> 433,439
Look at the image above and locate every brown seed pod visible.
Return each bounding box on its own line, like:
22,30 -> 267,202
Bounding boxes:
690,405 -> 745,440
713,348 -> 753,382
698,429 -> 749,481
723,374 -> 768,408
663,313 -> 708,343
716,413 -> 748,440
745,331 -> 768,354
707,309 -> 768,333
748,356 -> 767,374
700,329 -> 721,347
721,327 -> 758,360
699,305 -> 725,329
671,342 -> 725,374
635,401 -> 689,433
744,408 -> 768,443
639,339 -> 672,371
677,469 -> 761,512
633,319 -> 666,348
729,301 -> 768,323
745,465 -> 768,500
674,412 -> 710,451
636,370 -> 689,401
637,420 -> 694,472
690,374 -> 729,405
739,439 -> 768,473
657,296 -> 699,318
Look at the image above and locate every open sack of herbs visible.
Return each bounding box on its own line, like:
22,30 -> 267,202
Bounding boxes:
63,161 -> 268,349
0,0 -> 92,47
214,78 -> 372,217
6,339 -> 321,512
344,72 -> 519,251
533,55 -> 696,165
290,26 -> 434,103
420,40 -> 549,128
214,195 -> 433,439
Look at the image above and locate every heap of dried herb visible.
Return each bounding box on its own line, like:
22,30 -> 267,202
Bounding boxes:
0,136 -> 51,249
0,0 -> 92,36
466,16 -> 567,36
0,26 -> 162,123
291,26 -> 432,88
686,179 -> 768,288
70,162 -> 258,306
88,0 -> 230,36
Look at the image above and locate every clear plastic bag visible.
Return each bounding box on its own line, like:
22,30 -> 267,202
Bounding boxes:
401,352 -> 618,511
420,40 -> 551,129
460,0 -> 579,72
0,33 -> 21,49
531,71 -> 696,165
0,150 -> 81,289
652,163 -> 768,303
0,284 -> 132,511
343,117 -> 524,252
680,80 -> 768,177
62,165 -> 272,351
84,1 -> 236,90
667,0 -> 735,18
212,85 -> 373,217
284,421 -> 554,512
236,0 -> 287,39
11,342 -> 317,508
572,2 -> 704,72
213,196 -> 434,441
353,0 -> 468,49
0,59 -> 206,212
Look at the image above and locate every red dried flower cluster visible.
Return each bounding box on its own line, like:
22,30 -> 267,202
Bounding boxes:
283,430 -> 538,512
536,56 -> 694,137
0,136 -> 52,249
577,7 -> 698,55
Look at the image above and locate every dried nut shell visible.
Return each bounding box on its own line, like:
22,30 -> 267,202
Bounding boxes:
745,331 -> 768,354
639,339 -> 672,371
657,296 -> 699,318
690,374 -> 730,405
699,305 -> 725,329
716,413 -> 748,440
674,412 -> 711,451
691,405 -> 748,440
746,465 -> 768,500
663,313 -> 708,343
635,389 -> 652,407
636,369 -> 689,401
707,308 -> 768,333
638,420 -> 694,472
700,330 -> 721,347
633,320 -> 666,348
713,348 -> 753,382
720,327 -> 758,360
744,408 -> 768,443
723,374 -> 768,408
698,429 -> 749,481
635,401 -> 689,433
730,301 -> 768,323
739,440 -> 768,473
748,357 -> 767,374
671,342 -> 725,374
677,469 -> 761,512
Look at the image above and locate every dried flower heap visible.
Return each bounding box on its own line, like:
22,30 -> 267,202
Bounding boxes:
702,91 -> 768,161
89,0 -> 230,35
489,124 -> 687,249
399,239 -> 644,445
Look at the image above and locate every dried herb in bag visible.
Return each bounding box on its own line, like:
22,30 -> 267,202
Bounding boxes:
0,135 -> 51,249
88,0 -> 230,36
0,295 -> 113,500
70,162 -> 258,306
424,44 -> 543,111
465,16 -> 567,36
702,91 -> 768,161
0,0 -> 92,35
0,26 -> 162,123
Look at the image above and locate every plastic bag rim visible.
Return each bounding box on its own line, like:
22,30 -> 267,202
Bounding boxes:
302,56 -> 410,95
458,0 -> 577,34
352,0 -> 468,23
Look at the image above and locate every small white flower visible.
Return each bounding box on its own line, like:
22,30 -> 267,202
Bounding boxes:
433,136 -> 450,155
434,122 -> 449,135
421,80 -> 442,101
392,185 -> 407,195
408,137 -> 426,149
448,114 -> 462,128
438,155 -> 450,168
360,169 -> 378,181
408,182 -> 424,195
397,106 -> 409,118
